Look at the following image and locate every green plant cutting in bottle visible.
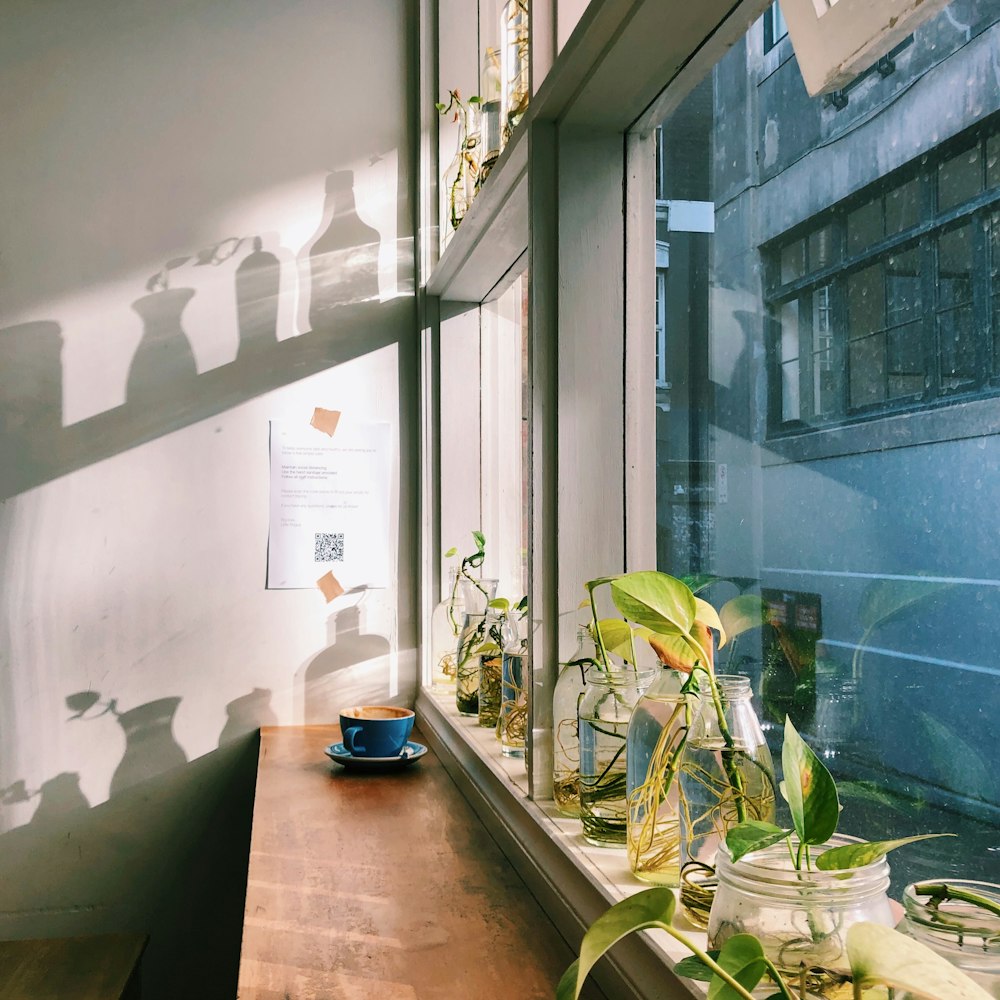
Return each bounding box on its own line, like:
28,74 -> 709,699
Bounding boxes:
557,717 -> 975,1000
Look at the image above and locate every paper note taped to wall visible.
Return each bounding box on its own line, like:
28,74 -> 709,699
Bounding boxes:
267,417 -> 390,590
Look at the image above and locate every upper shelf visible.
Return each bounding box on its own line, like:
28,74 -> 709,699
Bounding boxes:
423,0 -> 757,301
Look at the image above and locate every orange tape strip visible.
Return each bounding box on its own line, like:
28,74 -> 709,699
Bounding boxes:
310,407 -> 342,437
317,571 -> 345,603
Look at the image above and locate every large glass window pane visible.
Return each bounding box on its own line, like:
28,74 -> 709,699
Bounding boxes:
847,264 -> 885,338
847,198 -> 882,255
938,143 -> 982,212
653,3 -> 1000,897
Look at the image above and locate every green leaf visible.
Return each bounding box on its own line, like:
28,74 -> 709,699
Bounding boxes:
708,934 -> 768,1000
673,955 -> 718,982
434,101 -> 446,111
488,597 -> 510,613
472,530 -> 486,552
781,716 -> 840,846
646,631 -> 700,672
694,597 -> 727,650
444,546 -> 458,558
681,573 -> 720,594
596,618 -> 634,659
584,574 -> 623,592
725,821 -> 792,864
816,834 -> 955,871
555,888 -> 676,1000
858,578 -> 949,632
719,595 -> 768,640
847,922 -> 994,999
610,571 -> 696,634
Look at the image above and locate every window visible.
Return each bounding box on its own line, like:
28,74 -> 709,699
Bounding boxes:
763,2 -> 789,52
768,121 -> 1000,434
656,1 -> 1000,895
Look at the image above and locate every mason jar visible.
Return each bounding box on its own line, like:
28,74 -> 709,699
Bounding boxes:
497,615 -> 527,757
902,880 -> 1000,997
626,664 -> 694,885
679,673 -> 776,926
478,608 -> 504,729
552,626 -> 593,817
709,833 -> 895,996
453,578 -> 497,717
578,665 -> 655,847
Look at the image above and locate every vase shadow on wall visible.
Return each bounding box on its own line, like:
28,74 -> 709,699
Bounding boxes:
299,598 -> 392,723
0,165 -> 407,502
218,687 -> 278,747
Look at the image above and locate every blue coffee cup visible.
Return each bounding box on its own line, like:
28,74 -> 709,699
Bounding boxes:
339,705 -> 415,758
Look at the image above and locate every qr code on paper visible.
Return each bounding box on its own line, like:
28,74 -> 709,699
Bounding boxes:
314,532 -> 345,562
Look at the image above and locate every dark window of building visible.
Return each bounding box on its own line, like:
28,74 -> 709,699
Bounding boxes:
763,2 -> 789,53
767,120 -> 1000,434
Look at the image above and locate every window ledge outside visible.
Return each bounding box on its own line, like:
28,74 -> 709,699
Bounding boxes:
415,687 -> 705,1000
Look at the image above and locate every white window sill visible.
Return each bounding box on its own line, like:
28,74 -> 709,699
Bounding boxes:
416,687 -> 705,1000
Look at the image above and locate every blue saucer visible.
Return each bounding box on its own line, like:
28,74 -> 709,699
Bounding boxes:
324,740 -> 427,770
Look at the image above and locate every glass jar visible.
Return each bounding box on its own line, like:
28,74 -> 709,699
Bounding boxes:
497,615 -> 527,756
478,46 -> 502,188
478,608 -> 504,729
679,673 -> 776,926
709,834 -> 895,997
430,568 -> 464,693
440,104 -> 480,248
552,626 -> 594,817
578,665 -> 655,848
454,578 -> 498,717
902,880 -> 1000,996
626,665 -> 694,885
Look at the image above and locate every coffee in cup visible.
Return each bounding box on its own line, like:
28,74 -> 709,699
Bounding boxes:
339,705 -> 415,758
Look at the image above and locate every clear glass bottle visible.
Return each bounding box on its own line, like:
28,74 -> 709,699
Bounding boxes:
501,0 -> 529,145
497,615 -> 527,756
552,626 -> 594,817
430,568 -> 464,693
902,880 -> 1000,996
478,46 -> 502,188
440,101 -> 480,249
679,673 -> 776,926
626,665 -> 693,885
578,665 -> 655,848
709,834 -> 895,996
478,608 -> 504,729
454,577 -> 498,717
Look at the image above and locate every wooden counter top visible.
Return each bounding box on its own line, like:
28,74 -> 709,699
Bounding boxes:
237,725 -> 599,1000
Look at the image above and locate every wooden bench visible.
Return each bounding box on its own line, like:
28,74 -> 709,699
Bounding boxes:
0,933 -> 146,999
237,724 -> 604,999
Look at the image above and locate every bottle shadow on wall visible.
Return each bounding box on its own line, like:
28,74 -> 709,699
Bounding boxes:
298,594 -> 393,722
1,170 -> 404,502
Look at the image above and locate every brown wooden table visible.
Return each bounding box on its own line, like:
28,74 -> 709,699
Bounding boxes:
237,725 -> 599,1000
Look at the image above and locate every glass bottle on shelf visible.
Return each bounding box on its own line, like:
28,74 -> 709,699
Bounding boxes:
430,568 -> 464,693
552,625 -> 594,817
478,607 -> 504,729
454,577 -> 498,717
497,614 -> 527,756
626,665 -> 693,885
439,93 -> 480,250
678,673 -> 776,927
478,47 -> 502,189
578,664 -> 656,848
500,0 -> 529,145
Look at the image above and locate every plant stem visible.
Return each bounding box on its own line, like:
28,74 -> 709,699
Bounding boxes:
913,881 -> 1000,921
588,584 -> 611,671
692,661 -> 748,823
664,927 -> 761,1000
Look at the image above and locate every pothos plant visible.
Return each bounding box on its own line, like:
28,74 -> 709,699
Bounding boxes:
557,717 -> 972,1000
556,888 -> 993,1000
582,571 -> 775,890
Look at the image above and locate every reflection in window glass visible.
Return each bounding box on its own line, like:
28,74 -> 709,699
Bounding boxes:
938,144 -> 982,212
655,2 -> 1000,895
885,176 -> 921,236
847,198 -> 882,254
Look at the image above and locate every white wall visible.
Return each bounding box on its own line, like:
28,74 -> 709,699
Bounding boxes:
0,0 -> 416,992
